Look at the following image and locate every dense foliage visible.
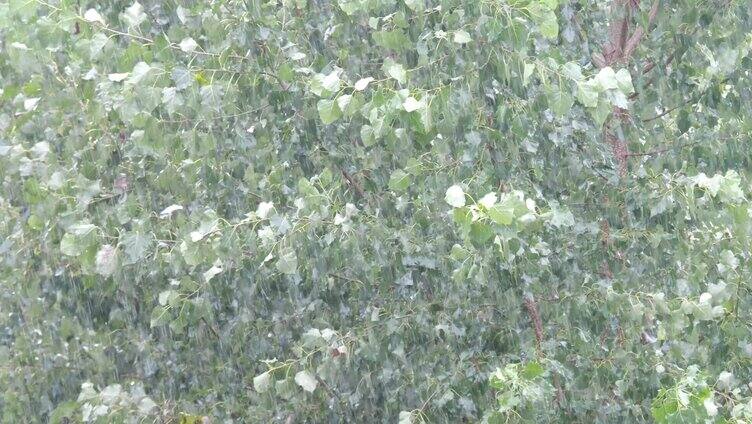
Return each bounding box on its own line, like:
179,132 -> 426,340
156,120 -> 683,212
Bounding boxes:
1,0 -> 752,422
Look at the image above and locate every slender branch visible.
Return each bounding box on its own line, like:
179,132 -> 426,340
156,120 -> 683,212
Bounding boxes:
315,375 -> 342,404
329,273 -> 364,285
642,51 -> 674,75
642,76 -> 730,122
200,317 -> 220,339
625,140 -> 702,157
340,168 -> 366,199
641,103 -> 684,122
553,373 -> 566,409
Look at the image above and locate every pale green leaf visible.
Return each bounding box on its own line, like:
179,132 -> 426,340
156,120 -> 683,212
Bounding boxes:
405,0 -> 424,12
453,30 -> 472,44
403,96 -> 425,112
178,37 -> 198,53
388,170 -> 411,192
523,63 -> 536,86
276,248 -> 298,274
383,59 -> 407,85
83,9 -> 105,25
294,370 -> 318,392
354,77 -> 374,91
254,371 -> 272,393
60,233 -> 83,256
594,66 -> 618,91
445,185 -> 466,208
577,80 -> 600,108
615,68 -> 634,94
95,244 -> 118,277
317,99 -> 342,124
549,89 -> 574,117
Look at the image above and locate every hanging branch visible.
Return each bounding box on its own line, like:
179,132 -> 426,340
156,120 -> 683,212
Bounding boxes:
523,295 -> 544,355
597,0 -> 662,178
340,168 -> 366,199
523,294 -> 567,409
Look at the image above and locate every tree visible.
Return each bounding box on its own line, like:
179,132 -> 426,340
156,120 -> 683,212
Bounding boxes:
1,0 -> 751,422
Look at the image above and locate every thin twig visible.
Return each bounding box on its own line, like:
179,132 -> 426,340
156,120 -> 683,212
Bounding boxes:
641,103 -> 684,122
626,140 -> 701,157
523,295 -> 544,356
200,317 -> 220,339
340,169 -> 366,199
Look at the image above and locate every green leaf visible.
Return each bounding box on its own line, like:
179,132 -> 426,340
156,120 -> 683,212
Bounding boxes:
606,89 -> 629,108
523,63 -> 536,86
719,170 -> 745,204
276,248 -> 298,275
398,411 -> 414,424
403,96 -> 425,112
317,99 -> 342,124
450,244 -> 471,261
337,94 -> 356,115
488,204 -> 514,226
310,70 -> 341,97
60,233 -> 83,256
49,401 -> 78,424
120,232 -> 151,265
548,203 -> 575,228
354,77 -> 374,91
83,8 -> 105,25
590,98 -> 612,126
95,244 -> 118,277
383,59 -> 407,85
123,1 -> 147,27
158,290 -> 179,307
373,30 -> 410,51
530,4 -> 559,39
549,89 -> 574,117
562,62 -> 584,81
594,66 -> 618,91
540,0 -> 559,8
178,37 -> 198,53
68,222 -> 97,236
137,397 -> 157,415
200,84 -> 225,112
127,61 -> 153,86
477,192 -> 497,209
404,0 -> 424,12
453,30 -> 472,44
677,109 -> 691,133
360,124 -> 375,146
150,305 -> 170,328
294,370 -> 318,392
693,173 -> 721,196
388,169 -> 411,192
521,361 -> 545,379
203,261 -> 223,282
445,185 -> 466,208
577,80 -> 599,108
253,371 -> 272,393
417,101 -> 432,133
452,207 -> 473,234
337,0 -> 363,15
172,67 -> 192,90
470,222 -> 494,245
615,68 -> 634,94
